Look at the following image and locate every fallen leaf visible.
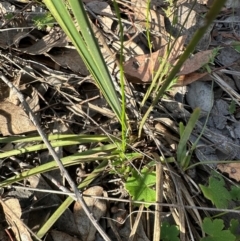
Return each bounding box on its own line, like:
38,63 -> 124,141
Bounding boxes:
86,1 -> 112,16
19,28 -> 67,55
86,1 -> 113,31
0,198 -> 33,241
124,36 -> 186,83
217,163 -> 240,182
0,101 -> 36,135
24,86 -> 40,113
73,186 -> 107,241
0,81 -> 10,102
46,48 -> 89,75
0,31 -> 18,49
13,31 -> 38,48
178,50 -> 214,75
176,72 -> 209,86
8,73 -> 21,105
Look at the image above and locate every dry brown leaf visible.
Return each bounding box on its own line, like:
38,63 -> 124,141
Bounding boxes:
8,73 -> 21,105
0,82 -> 10,102
46,49 -> 89,75
176,72 -> 209,86
50,230 -> 81,241
86,1 -> 114,33
217,163 -> 240,181
73,186 -> 107,241
124,36 -> 186,83
24,86 -> 40,113
13,32 -> 38,48
0,30 -> 19,49
0,198 -> 32,241
178,50 -> 214,76
19,29 -> 67,55
0,101 -> 36,136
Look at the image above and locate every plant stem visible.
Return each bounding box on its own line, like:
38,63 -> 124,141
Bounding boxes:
139,0 -> 227,136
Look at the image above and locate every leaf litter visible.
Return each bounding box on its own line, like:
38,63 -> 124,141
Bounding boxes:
0,0 -> 240,241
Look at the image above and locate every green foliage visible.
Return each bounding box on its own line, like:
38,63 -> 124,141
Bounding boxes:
203,47 -> 221,73
229,100 -> 236,114
229,219 -> 240,240
200,172 -> 240,209
231,41 -> 240,53
201,218 -> 236,241
200,173 -> 232,208
125,167 -> 156,207
4,13 -> 14,20
177,108 -> 200,169
230,186 -> 240,201
161,222 -> 180,241
33,12 -> 55,30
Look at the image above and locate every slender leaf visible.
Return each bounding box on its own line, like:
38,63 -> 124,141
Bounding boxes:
177,108 -> 200,167
43,0 -> 123,125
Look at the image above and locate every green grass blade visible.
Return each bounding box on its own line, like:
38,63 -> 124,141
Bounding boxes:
0,134 -> 111,143
177,108 -> 200,167
0,135 -> 113,158
43,0 -> 123,124
0,144 -> 117,187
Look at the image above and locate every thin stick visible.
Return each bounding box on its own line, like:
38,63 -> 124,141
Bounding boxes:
153,154 -> 163,241
0,72 -> 111,241
8,185 -> 240,215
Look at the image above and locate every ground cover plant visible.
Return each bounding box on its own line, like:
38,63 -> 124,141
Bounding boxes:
1,0 -> 240,240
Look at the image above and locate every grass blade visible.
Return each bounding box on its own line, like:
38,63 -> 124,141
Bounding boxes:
43,0 -> 123,125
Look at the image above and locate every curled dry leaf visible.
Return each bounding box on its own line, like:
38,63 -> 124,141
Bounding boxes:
0,198 -> 32,241
178,50 -> 214,76
0,101 -> 36,136
18,28 -> 68,55
13,32 -> 38,48
73,186 -> 107,241
217,163 -> 240,182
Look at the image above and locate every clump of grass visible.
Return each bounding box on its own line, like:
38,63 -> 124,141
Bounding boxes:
0,0 -> 228,240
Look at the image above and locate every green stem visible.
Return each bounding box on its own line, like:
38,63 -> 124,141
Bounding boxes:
139,0 -> 227,136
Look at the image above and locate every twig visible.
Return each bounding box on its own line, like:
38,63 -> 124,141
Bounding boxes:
0,72 -> 111,241
7,185 -> 240,214
129,204 -> 144,241
153,153 -> 163,241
